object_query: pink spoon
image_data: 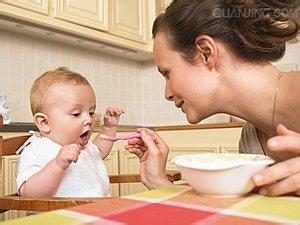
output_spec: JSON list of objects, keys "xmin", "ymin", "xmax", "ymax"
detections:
[{"xmin": 99, "ymin": 133, "xmax": 156, "ymax": 142}]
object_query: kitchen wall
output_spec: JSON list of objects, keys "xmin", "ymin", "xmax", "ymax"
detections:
[
  {"xmin": 272, "ymin": 39, "xmax": 300, "ymax": 71},
  {"xmin": 0, "ymin": 28, "xmax": 143, "ymax": 125},
  {"xmin": 0, "ymin": 28, "xmax": 299, "ymax": 126}
]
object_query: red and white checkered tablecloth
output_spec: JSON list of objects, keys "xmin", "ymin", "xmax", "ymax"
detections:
[{"xmin": 2, "ymin": 185, "xmax": 300, "ymax": 225}]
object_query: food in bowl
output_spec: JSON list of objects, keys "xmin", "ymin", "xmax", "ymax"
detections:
[{"xmin": 171, "ymin": 153, "xmax": 275, "ymax": 197}]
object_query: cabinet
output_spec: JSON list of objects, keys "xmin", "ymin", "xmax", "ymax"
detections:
[
  {"xmin": 1, "ymin": 0, "xmax": 49, "ymax": 15},
  {"xmin": 109, "ymin": 0, "xmax": 147, "ymax": 44},
  {"xmin": 1, "ymin": 156, "xmax": 26, "ymax": 220},
  {"xmin": 53, "ymin": 0, "xmax": 108, "ymax": 31},
  {"xmin": 156, "ymin": 0, "xmax": 171, "ymax": 14},
  {"xmin": 0, "ymin": 0, "xmax": 155, "ymax": 53}
]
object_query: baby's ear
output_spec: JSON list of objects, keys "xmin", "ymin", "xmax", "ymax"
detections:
[{"xmin": 33, "ymin": 113, "xmax": 51, "ymax": 133}]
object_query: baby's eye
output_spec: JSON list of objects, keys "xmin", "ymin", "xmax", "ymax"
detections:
[
  {"xmin": 72, "ymin": 113, "xmax": 80, "ymax": 117},
  {"xmin": 89, "ymin": 112, "xmax": 95, "ymax": 116}
]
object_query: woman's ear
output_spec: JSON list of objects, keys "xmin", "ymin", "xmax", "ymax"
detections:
[
  {"xmin": 194, "ymin": 35, "xmax": 217, "ymax": 70},
  {"xmin": 33, "ymin": 113, "xmax": 51, "ymax": 133}
]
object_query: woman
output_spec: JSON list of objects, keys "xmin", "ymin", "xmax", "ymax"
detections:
[{"xmin": 126, "ymin": 0, "xmax": 300, "ymax": 196}]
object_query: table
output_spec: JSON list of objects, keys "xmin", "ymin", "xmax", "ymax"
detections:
[{"xmin": 2, "ymin": 185, "xmax": 300, "ymax": 225}]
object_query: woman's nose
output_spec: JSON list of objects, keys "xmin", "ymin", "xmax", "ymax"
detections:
[{"xmin": 165, "ymin": 84, "xmax": 174, "ymax": 101}]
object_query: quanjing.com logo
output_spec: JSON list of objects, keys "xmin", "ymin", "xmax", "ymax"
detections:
[{"xmin": 212, "ymin": 7, "xmax": 300, "ymax": 19}]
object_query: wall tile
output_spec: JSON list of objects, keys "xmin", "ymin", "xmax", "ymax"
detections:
[
  {"xmin": 9, "ymin": 45, "xmax": 22, "ymax": 62},
  {"xmin": 0, "ymin": 43, "xmax": 9, "ymax": 60},
  {"xmin": 9, "ymin": 60, "xmax": 22, "ymax": 78}
]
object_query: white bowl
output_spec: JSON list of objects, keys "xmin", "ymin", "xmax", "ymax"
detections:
[{"xmin": 171, "ymin": 153, "xmax": 275, "ymax": 197}]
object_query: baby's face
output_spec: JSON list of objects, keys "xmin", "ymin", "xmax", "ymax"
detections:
[{"xmin": 44, "ymin": 83, "xmax": 96, "ymax": 147}]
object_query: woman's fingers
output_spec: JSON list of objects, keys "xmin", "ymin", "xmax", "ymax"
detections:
[
  {"xmin": 141, "ymin": 128, "xmax": 169, "ymax": 150},
  {"xmin": 129, "ymin": 144, "xmax": 147, "ymax": 152},
  {"xmin": 259, "ymin": 173, "xmax": 300, "ymax": 196},
  {"xmin": 140, "ymin": 129, "xmax": 157, "ymax": 149},
  {"xmin": 127, "ymin": 138, "xmax": 145, "ymax": 145},
  {"xmin": 267, "ymin": 124, "xmax": 300, "ymax": 153},
  {"xmin": 276, "ymin": 124, "xmax": 298, "ymax": 136},
  {"xmin": 135, "ymin": 144, "xmax": 147, "ymax": 152},
  {"xmin": 268, "ymin": 135, "xmax": 300, "ymax": 153},
  {"xmin": 127, "ymin": 147, "xmax": 144, "ymax": 158},
  {"xmin": 126, "ymin": 128, "xmax": 170, "ymax": 189},
  {"xmin": 127, "ymin": 147, "xmax": 149, "ymax": 163},
  {"xmin": 125, "ymin": 143, "xmax": 147, "ymax": 151},
  {"xmin": 253, "ymin": 157, "xmax": 300, "ymax": 186},
  {"xmin": 255, "ymin": 124, "xmax": 300, "ymax": 196}
]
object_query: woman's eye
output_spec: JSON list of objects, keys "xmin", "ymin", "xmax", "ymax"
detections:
[{"xmin": 163, "ymin": 71, "xmax": 170, "ymax": 79}]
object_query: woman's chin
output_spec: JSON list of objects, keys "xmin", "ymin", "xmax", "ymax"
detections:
[{"xmin": 186, "ymin": 114, "xmax": 200, "ymax": 124}]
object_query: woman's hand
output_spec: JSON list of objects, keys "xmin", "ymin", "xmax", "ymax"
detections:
[
  {"xmin": 125, "ymin": 128, "xmax": 172, "ymax": 189},
  {"xmin": 252, "ymin": 124, "xmax": 300, "ymax": 196}
]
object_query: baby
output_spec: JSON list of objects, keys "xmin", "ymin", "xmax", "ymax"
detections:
[{"xmin": 16, "ymin": 67, "xmax": 124, "ymax": 198}]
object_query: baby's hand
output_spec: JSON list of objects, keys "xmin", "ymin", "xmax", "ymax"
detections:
[
  {"xmin": 55, "ymin": 144, "xmax": 83, "ymax": 171},
  {"xmin": 103, "ymin": 107, "xmax": 125, "ymax": 128}
]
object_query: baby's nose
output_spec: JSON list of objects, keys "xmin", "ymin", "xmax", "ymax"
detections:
[{"xmin": 83, "ymin": 115, "xmax": 93, "ymax": 125}]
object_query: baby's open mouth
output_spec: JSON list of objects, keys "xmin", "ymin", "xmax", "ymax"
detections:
[
  {"xmin": 80, "ymin": 130, "xmax": 90, "ymax": 146},
  {"xmin": 80, "ymin": 131, "xmax": 89, "ymax": 138}
]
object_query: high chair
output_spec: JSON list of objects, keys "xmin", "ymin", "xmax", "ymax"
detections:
[{"xmin": 0, "ymin": 115, "xmax": 181, "ymax": 213}]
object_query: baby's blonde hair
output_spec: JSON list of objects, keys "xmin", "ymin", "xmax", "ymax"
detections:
[{"xmin": 30, "ymin": 67, "xmax": 90, "ymax": 115}]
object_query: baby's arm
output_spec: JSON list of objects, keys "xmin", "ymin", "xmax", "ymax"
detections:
[
  {"xmin": 20, "ymin": 159, "xmax": 65, "ymax": 197},
  {"xmin": 93, "ymin": 107, "xmax": 124, "ymax": 159},
  {"xmin": 20, "ymin": 144, "xmax": 82, "ymax": 197},
  {"xmin": 94, "ymin": 126, "xmax": 117, "ymax": 159}
]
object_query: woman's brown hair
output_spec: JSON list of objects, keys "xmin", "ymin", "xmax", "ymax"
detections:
[{"xmin": 152, "ymin": 0, "xmax": 299, "ymax": 63}]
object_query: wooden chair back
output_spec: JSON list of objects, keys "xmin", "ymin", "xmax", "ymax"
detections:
[
  {"xmin": 2, "ymin": 135, "xmax": 30, "ymax": 156},
  {"xmin": 0, "ymin": 115, "xmax": 181, "ymax": 213}
]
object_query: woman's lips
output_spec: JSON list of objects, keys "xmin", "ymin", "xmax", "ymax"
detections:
[
  {"xmin": 181, "ymin": 105, "xmax": 185, "ymax": 113},
  {"xmin": 175, "ymin": 101, "xmax": 184, "ymax": 108}
]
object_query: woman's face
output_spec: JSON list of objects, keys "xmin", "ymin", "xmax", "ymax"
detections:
[{"xmin": 153, "ymin": 33, "xmax": 219, "ymax": 124}]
